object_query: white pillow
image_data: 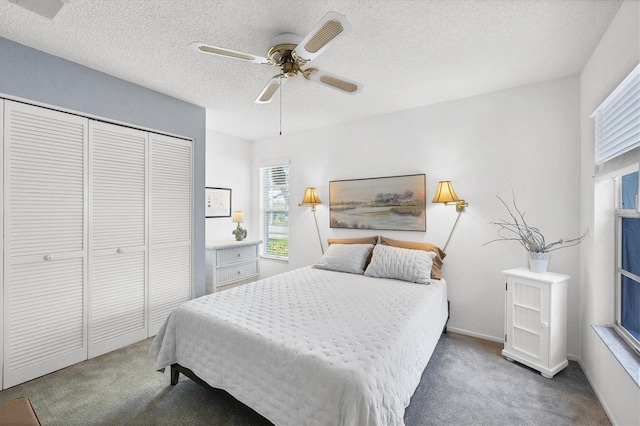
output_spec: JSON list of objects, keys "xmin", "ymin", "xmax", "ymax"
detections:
[
  {"xmin": 313, "ymin": 243, "xmax": 374, "ymax": 275},
  {"xmin": 364, "ymin": 244, "xmax": 436, "ymax": 284}
]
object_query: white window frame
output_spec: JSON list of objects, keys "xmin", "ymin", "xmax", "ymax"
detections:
[
  {"xmin": 593, "ymin": 61, "xmax": 640, "ymax": 355},
  {"xmin": 259, "ymin": 163, "xmax": 290, "ymax": 262},
  {"xmin": 614, "ymin": 170, "xmax": 640, "ymax": 354}
]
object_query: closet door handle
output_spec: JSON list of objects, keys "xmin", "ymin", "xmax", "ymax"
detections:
[
  {"xmin": 117, "ymin": 248, "xmax": 124, "ymax": 254},
  {"xmin": 44, "ymin": 254, "xmax": 53, "ymax": 261}
]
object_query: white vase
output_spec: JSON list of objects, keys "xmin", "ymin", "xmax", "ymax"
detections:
[{"xmin": 528, "ymin": 252, "xmax": 550, "ymax": 274}]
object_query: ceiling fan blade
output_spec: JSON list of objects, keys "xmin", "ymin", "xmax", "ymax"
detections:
[
  {"xmin": 255, "ymin": 75, "xmax": 286, "ymax": 104},
  {"xmin": 188, "ymin": 42, "xmax": 271, "ymax": 65},
  {"xmin": 306, "ymin": 69, "xmax": 362, "ymax": 95},
  {"xmin": 293, "ymin": 11, "xmax": 352, "ymax": 62}
]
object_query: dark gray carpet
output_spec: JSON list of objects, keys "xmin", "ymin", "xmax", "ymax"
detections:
[{"xmin": 0, "ymin": 332, "xmax": 609, "ymax": 425}]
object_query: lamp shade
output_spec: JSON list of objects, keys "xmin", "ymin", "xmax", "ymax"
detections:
[
  {"xmin": 432, "ymin": 181, "xmax": 460, "ymax": 203},
  {"xmin": 299, "ymin": 187, "xmax": 324, "ymax": 254},
  {"xmin": 300, "ymin": 187, "xmax": 322, "ymax": 207},
  {"xmin": 232, "ymin": 211, "xmax": 245, "ymax": 223}
]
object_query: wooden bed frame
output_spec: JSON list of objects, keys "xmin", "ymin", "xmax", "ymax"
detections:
[{"xmin": 171, "ymin": 363, "xmax": 210, "ymax": 387}]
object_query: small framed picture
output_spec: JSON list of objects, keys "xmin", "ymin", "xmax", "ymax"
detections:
[{"xmin": 205, "ymin": 187, "xmax": 232, "ymax": 218}]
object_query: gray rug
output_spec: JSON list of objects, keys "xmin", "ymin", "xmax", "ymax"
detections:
[{"xmin": 0, "ymin": 332, "xmax": 609, "ymax": 425}]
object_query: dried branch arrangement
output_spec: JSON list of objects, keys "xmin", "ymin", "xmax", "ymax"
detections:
[{"xmin": 485, "ymin": 193, "xmax": 588, "ymax": 253}]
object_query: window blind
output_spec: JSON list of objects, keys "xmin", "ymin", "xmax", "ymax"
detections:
[
  {"xmin": 260, "ymin": 165, "xmax": 290, "ymax": 259},
  {"xmin": 593, "ymin": 63, "xmax": 640, "ymax": 165}
]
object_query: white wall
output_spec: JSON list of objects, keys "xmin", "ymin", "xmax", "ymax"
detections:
[
  {"xmin": 205, "ymin": 123, "xmax": 253, "ymax": 243},
  {"xmin": 252, "ymin": 75, "xmax": 583, "ymax": 350},
  {"xmin": 579, "ymin": 1, "xmax": 640, "ymax": 424}
]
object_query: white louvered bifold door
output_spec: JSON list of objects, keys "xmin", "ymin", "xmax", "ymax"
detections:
[
  {"xmin": 148, "ymin": 134, "xmax": 192, "ymax": 336},
  {"xmin": 0, "ymin": 100, "xmax": 4, "ymax": 389},
  {"xmin": 88, "ymin": 121, "xmax": 148, "ymax": 358},
  {"xmin": 3, "ymin": 100, "xmax": 88, "ymax": 388}
]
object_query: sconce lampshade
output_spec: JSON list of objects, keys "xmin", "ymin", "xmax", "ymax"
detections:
[
  {"xmin": 232, "ymin": 211, "xmax": 245, "ymax": 223},
  {"xmin": 432, "ymin": 181, "xmax": 460, "ymax": 204},
  {"xmin": 299, "ymin": 187, "xmax": 324, "ymax": 254},
  {"xmin": 299, "ymin": 187, "xmax": 322, "ymax": 211},
  {"xmin": 433, "ymin": 180, "xmax": 468, "ymax": 213}
]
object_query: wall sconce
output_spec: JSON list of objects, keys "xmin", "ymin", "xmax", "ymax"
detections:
[
  {"xmin": 299, "ymin": 187, "xmax": 324, "ymax": 254},
  {"xmin": 231, "ymin": 211, "xmax": 247, "ymax": 241},
  {"xmin": 432, "ymin": 181, "xmax": 469, "ymax": 212},
  {"xmin": 432, "ymin": 181, "xmax": 468, "ymax": 251}
]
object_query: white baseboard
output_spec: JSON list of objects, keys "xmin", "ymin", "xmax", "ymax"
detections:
[
  {"xmin": 447, "ymin": 327, "xmax": 503, "ymax": 343},
  {"xmin": 446, "ymin": 328, "xmax": 615, "ymax": 424},
  {"xmin": 446, "ymin": 328, "xmax": 583, "ymax": 362},
  {"xmin": 567, "ymin": 353, "xmax": 580, "ymax": 362},
  {"xmin": 576, "ymin": 358, "xmax": 616, "ymax": 426}
]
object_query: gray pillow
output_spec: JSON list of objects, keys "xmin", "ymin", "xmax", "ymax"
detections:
[
  {"xmin": 313, "ymin": 243, "xmax": 374, "ymax": 275},
  {"xmin": 364, "ymin": 244, "xmax": 436, "ymax": 284}
]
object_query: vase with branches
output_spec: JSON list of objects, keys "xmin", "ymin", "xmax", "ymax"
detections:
[{"xmin": 485, "ymin": 193, "xmax": 588, "ymax": 273}]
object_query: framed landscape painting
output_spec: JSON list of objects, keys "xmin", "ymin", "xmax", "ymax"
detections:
[{"xmin": 329, "ymin": 174, "xmax": 426, "ymax": 231}]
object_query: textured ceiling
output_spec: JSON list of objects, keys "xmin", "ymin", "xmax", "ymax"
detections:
[{"xmin": 0, "ymin": 0, "xmax": 622, "ymax": 141}]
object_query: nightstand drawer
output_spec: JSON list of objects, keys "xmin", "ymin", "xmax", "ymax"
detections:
[
  {"xmin": 206, "ymin": 240, "xmax": 262, "ymax": 294},
  {"xmin": 216, "ymin": 245, "xmax": 257, "ymax": 266},
  {"xmin": 217, "ymin": 261, "xmax": 259, "ymax": 285}
]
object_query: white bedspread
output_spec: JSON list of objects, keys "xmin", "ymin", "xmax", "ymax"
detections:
[{"xmin": 150, "ymin": 267, "xmax": 448, "ymax": 426}]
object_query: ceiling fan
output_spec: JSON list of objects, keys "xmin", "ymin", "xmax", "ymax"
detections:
[{"xmin": 188, "ymin": 11, "xmax": 363, "ymax": 104}]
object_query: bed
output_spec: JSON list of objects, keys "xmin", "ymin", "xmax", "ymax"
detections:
[{"xmin": 151, "ymin": 242, "xmax": 448, "ymax": 426}]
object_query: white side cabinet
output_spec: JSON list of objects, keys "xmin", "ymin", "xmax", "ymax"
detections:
[
  {"xmin": 206, "ymin": 240, "xmax": 262, "ymax": 293},
  {"xmin": 503, "ymin": 267, "xmax": 569, "ymax": 378}
]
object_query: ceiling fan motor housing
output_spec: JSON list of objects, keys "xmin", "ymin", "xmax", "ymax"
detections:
[{"xmin": 267, "ymin": 33, "xmax": 306, "ymax": 76}]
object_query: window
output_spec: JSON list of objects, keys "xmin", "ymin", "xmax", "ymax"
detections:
[
  {"xmin": 594, "ymin": 62, "xmax": 640, "ymax": 353},
  {"xmin": 616, "ymin": 171, "xmax": 640, "ymax": 352},
  {"xmin": 259, "ymin": 165, "xmax": 290, "ymax": 260}
]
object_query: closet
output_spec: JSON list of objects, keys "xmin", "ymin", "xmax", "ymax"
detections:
[
  {"xmin": 148, "ymin": 133, "xmax": 193, "ymax": 336},
  {"xmin": 1, "ymin": 99, "xmax": 193, "ymax": 389},
  {"xmin": 88, "ymin": 121, "xmax": 148, "ymax": 358}
]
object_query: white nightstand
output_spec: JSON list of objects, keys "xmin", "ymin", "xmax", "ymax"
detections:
[
  {"xmin": 503, "ymin": 267, "xmax": 569, "ymax": 378},
  {"xmin": 206, "ymin": 240, "xmax": 262, "ymax": 293}
]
